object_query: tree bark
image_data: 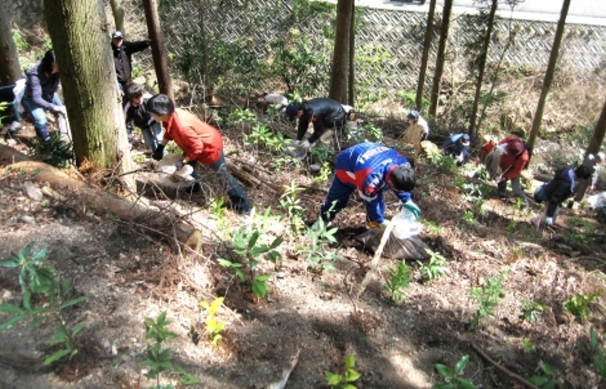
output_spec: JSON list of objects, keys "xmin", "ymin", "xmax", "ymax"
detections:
[
  {"xmin": 469, "ymin": 0, "xmax": 498, "ymax": 138},
  {"xmin": 575, "ymin": 97, "xmax": 606, "ymax": 201},
  {"xmin": 329, "ymin": 0, "xmax": 354, "ymax": 103},
  {"xmin": 429, "ymin": 0, "xmax": 453, "ymax": 117},
  {"xmin": 415, "ymin": 0, "xmax": 436, "ymax": 111},
  {"xmin": 347, "ymin": 0, "xmax": 355, "ymax": 106},
  {"xmin": 43, "ymin": 0, "xmax": 135, "ymax": 190},
  {"xmin": 142, "ymin": 0, "xmax": 173, "ymax": 99},
  {"xmin": 0, "ymin": 8, "xmax": 22, "ymax": 86},
  {"xmin": 109, "ymin": 0, "xmax": 125, "ymax": 35},
  {"xmin": 527, "ymin": 0, "xmax": 571, "ymax": 151}
]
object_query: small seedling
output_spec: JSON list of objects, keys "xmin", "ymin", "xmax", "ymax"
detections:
[
  {"xmin": 280, "ymin": 181, "xmax": 306, "ymax": 236},
  {"xmin": 528, "ymin": 361, "xmax": 562, "ymax": 389},
  {"xmin": 325, "ymin": 354, "xmax": 362, "ymax": 389},
  {"xmin": 311, "ymin": 161, "xmax": 332, "ymax": 184},
  {"xmin": 563, "ymin": 290, "xmax": 601, "ymax": 323},
  {"xmin": 0, "ymin": 242, "xmax": 90, "ymax": 365},
  {"xmin": 199, "ymin": 297, "xmax": 227, "ymax": 346},
  {"xmin": 469, "ymin": 270, "xmax": 507, "ymax": 329},
  {"xmin": 521, "ymin": 339, "xmax": 535, "ymax": 353},
  {"xmin": 433, "ymin": 354, "xmax": 476, "ymax": 389},
  {"xmin": 519, "ymin": 299, "xmax": 548, "ymax": 323},
  {"xmin": 382, "ymin": 260, "xmax": 412, "ymax": 304},
  {"xmin": 462, "ymin": 210, "xmax": 476, "ymax": 225},
  {"xmin": 423, "ymin": 220, "xmax": 443, "ymax": 234},
  {"xmin": 417, "ymin": 249, "xmax": 449, "ymax": 282}
]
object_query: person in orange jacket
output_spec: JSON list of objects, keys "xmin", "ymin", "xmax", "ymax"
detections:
[
  {"xmin": 484, "ymin": 136, "xmax": 530, "ymax": 205},
  {"xmin": 147, "ymin": 94, "xmax": 250, "ymax": 215}
]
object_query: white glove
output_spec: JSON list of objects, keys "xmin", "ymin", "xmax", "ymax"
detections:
[
  {"xmin": 53, "ymin": 105, "xmax": 67, "ymax": 116},
  {"xmin": 545, "ymin": 217, "xmax": 554, "ymax": 226},
  {"xmin": 301, "ymin": 139, "xmax": 311, "ymax": 149}
]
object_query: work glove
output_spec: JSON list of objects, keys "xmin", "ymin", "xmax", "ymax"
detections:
[
  {"xmin": 545, "ymin": 217, "xmax": 554, "ymax": 226},
  {"xmin": 300, "ymin": 139, "xmax": 311, "ymax": 150},
  {"xmin": 152, "ymin": 144, "xmax": 165, "ymax": 161},
  {"xmin": 403, "ymin": 201, "xmax": 421, "ymax": 220},
  {"xmin": 175, "ymin": 160, "xmax": 185, "ymax": 170},
  {"xmin": 52, "ymin": 105, "xmax": 67, "ymax": 116},
  {"xmin": 366, "ymin": 220, "xmax": 389, "ymax": 229}
]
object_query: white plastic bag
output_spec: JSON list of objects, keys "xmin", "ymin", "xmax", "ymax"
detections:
[{"xmin": 392, "ymin": 208, "xmax": 423, "ymax": 240}]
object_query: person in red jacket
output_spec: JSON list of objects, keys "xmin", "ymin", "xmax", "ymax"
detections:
[
  {"xmin": 484, "ymin": 136, "xmax": 530, "ymax": 205},
  {"xmin": 147, "ymin": 94, "xmax": 250, "ymax": 215}
]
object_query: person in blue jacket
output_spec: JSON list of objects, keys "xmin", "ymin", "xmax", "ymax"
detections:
[
  {"xmin": 442, "ymin": 133, "xmax": 471, "ymax": 166},
  {"xmin": 317, "ymin": 142, "xmax": 420, "ymax": 228}
]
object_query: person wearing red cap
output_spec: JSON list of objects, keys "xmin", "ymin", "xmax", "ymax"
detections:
[{"xmin": 484, "ymin": 136, "xmax": 530, "ymax": 205}]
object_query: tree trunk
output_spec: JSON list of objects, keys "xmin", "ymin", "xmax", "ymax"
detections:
[
  {"xmin": 347, "ymin": 0, "xmax": 355, "ymax": 106},
  {"xmin": 329, "ymin": 0, "xmax": 354, "ymax": 103},
  {"xmin": 527, "ymin": 0, "xmax": 571, "ymax": 151},
  {"xmin": 469, "ymin": 0, "xmax": 498, "ymax": 138},
  {"xmin": 0, "ymin": 8, "xmax": 22, "ymax": 86},
  {"xmin": 43, "ymin": 0, "xmax": 134, "ymax": 189},
  {"xmin": 109, "ymin": 0, "xmax": 125, "ymax": 35},
  {"xmin": 415, "ymin": 0, "xmax": 436, "ymax": 111},
  {"xmin": 429, "ymin": 0, "xmax": 453, "ymax": 117},
  {"xmin": 142, "ymin": 0, "xmax": 173, "ymax": 99}
]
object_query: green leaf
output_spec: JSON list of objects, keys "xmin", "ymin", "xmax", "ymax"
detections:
[
  {"xmin": 71, "ymin": 321, "xmax": 87, "ymax": 337},
  {"xmin": 529, "ymin": 376, "xmax": 548, "ymax": 385},
  {"xmin": 432, "ymin": 383, "xmax": 454, "ymax": 389},
  {"xmin": 325, "ymin": 371, "xmax": 342, "ymax": 385},
  {"xmin": 0, "ymin": 258, "xmax": 20, "ymax": 268},
  {"xmin": 27, "ymin": 316, "xmax": 47, "ymax": 330},
  {"xmin": 45, "ymin": 325, "xmax": 69, "ymax": 345},
  {"xmin": 0, "ymin": 314, "xmax": 26, "ymax": 330},
  {"xmin": 459, "ymin": 378, "xmax": 476, "ymax": 389},
  {"xmin": 434, "ymin": 364, "xmax": 453, "ymax": 378},
  {"xmin": 345, "ymin": 354, "xmax": 355, "ymax": 368},
  {"xmin": 59, "ymin": 294, "xmax": 90, "ymax": 310},
  {"xmin": 269, "ymin": 235, "xmax": 284, "ymax": 249},
  {"xmin": 44, "ymin": 348, "xmax": 71, "ymax": 365},
  {"xmin": 267, "ymin": 251, "xmax": 282, "ymax": 264},
  {"xmin": 22, "ymin": 290, "xmax": 32, "ymax": 311},
  {"xmin": 247, "ymin": 231, "xmax": 260, "ymax": 250},
  {"xmin": 30, "ymin": 247, "xmax": 47, "ymax": 264},
  {"xmin": 342, "ymin": 384, "xmax": 357, "ymax": 389},
  {"xmin": 345, "ymin": 368, "xmax": 361, "ymax": 382},
  {"xmin": 454, "ymin": 355, "xmax": 469, "ymax": 375},
  {"xmin": 539, "ymin": 361, "xmax": 556, "ymax": 376},
  {"xmin": 0, "ymin": 303, "xmax": 23, "ymax": 314}
]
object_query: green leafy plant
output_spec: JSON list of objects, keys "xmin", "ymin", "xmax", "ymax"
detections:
[
  {"xmin": 469, "ymin": 270, "xmax": 507, "ymax": 329},
  {"xmin": 312, "ymin": 161, "xmax": 332, "ymax": 184},
  {"xmin": 12, "ymin": 29, "xmax": 29, "ymax": 51},
  {"xmin": 199, "ymin": 297, "xmax": 226, "ymax": 346},
  {"xmin": 563, "ymin": 290, "xmax": 601, "ymax": 323},
  {"xmin": 280, "ymin": 181, "xmax": 306, "ymax": 236},
  {"xmin": 521, "ymin": 339, "xmax": 535, "ymax": 353},
  {"xmin": 423, "ymin": 220, "xmax": 443, "ymax": 234},
  {"xmin": 462, "ymin": 210, "xmax": 476, "ymax": 225},
  {"xmin": 28, "ymin": 133, "xmax": 74, "ymax": 168},
  {"xmin": 426, "ymin": 152, "xmax": 457, "ymax": 173},
  {"xmin": 519, "ymin": 299, "xmax": 548, "ymax": 323},
  {"xmin": 383, "ymin": 260, "xmax": 412, "ymax": 304},
  {"xmin": 528, "ymin": 361, "xmax": 562, "ymax": 389},
  {"xmin": 303, "ymin": 217, "xmax": 341, "ymax": 270},
  {"xmin": 433, "ymin": 354, "xmax": 476, "ymax": 389},
  {"xmin": 142, "ymin": 311, "xmax": 199, "ymax": 388},
  {"xmin": 325, "ymin": 354, "xmax": 362, "ymax": 389},
  {"xmin": 217, "ymin": 259, "xmax": 245, "ymax": 281},
  {"xmin": 0, "ymin": 242, "xmax": 90, "ymax": 365},
  {"xmin": 417, "ymin": 249, "xmax": 449, "ymax": 282}
]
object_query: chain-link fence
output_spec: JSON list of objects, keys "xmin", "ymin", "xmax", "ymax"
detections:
[{"xmin": 8, "ymin": 0, "xmax": 606, "ymax": 101}]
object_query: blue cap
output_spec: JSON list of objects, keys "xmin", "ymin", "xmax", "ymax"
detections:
[
  {"xmin": 407, "ymin": 110, "xmax": 420, "ymax": 120},
  {"xmin": 285, "ymin": 104, "xmax": 302, "ymax": 121},
  {"xmin": 461, "ymin": 134, "xmax": 470, "ymax": 146}
]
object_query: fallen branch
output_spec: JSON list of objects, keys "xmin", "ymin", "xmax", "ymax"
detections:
[{"xmin": 471, "ymin": 343, "xmax": 539, "ymax": 389}]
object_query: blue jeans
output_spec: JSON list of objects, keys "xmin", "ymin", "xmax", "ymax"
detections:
[
  {"xmin": 21, "ymin": 93, "xmax": 63, "ymax": 140},
  {"xmin": 201, "ymin": 150, "xmax": 250, "ymax": 213},
  {"xmin": 141, "ymin": 122, "xmax": 163, "ymax": 152},
  {"xmin": 320, "ymin": 175, "xmax": 385, "ymax": 223}
]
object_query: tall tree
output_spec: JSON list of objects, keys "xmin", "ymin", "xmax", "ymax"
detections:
[
  {"xmin": 429, "ymin": 0, "xmax": 453, "ymax": 117},
  {"xmin": 44, "ymin": 0, "xmax": 134, "ymax": 180},
  {"xmin": 329, "ymin": 0, "xmax": 354, "ymax": 103},
  {"xmin": 347, "ymin": 0, "xmax": 355, "ymax": 106},
  {"xmin": 586, "ymin": 98, "xmax": 606, "ymax": 157},
  {"xmin": 527, "ymin": 0, "xmax": 570, "ymax": 151},
  {"xmin": 143, "ymin": 0, "xmax": 173, "ymax": 99},
  {"xmin": 468, "ymin": 0, "xmax": 498, "ymax": 138},
  {"xmin": 0, "ymin": 8, "xmax": 22, "ymax": 86},
  {"xmin": 110, "ymin": 0, "xmax": 125, "ymax": 34},
  {"xmin": 415, "ymin": 0, "xmax": 437, "ymax": 111}
]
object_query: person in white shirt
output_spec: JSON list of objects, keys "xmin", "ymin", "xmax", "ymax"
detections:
[{"xmin": 405, "ymin": 110, "xmax": 429, "ymax": 140}]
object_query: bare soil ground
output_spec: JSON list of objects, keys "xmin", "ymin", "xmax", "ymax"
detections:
[{"xmin": 0, "ymin": 120, "xmax": 605, "ymax": 389}]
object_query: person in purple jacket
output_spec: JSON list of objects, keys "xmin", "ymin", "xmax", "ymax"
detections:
[
  {"xmin": 21, "ymin": 49, "xmax": 66, "ymax": 142},
  {"xmin": 317, "ymin": 142, "xmax": 421, "ymax": 229}
]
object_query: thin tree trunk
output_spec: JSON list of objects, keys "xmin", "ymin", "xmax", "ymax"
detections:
[
  {"xmin": 469, "ymin": 0, "xmax": 498, "ymax": 138},
  {"xmin": 143, "ymin": 0, "xmax": 173, "ymax": 99},
  {"xmin": 527, "ymin": 0, "xmax": 571, "ymax": 151},
  {"xmin": 347, "ymin": 0, "xmax": 355, "ymax": 106},
  {"xmin": 44, "ymin": 0, "xmax": 134, "ymax": 190},
  {"xmin": 198, "ymin": 0, "xmax": 209, "ymax": 92},
  {"xmin": 429, "ymin": 0, "xmax": 453, "ymax": 117},
  {"xmin": 109, "ymin": 0, "xmax": 125, "ymax": 35},
  {"xmin": 0, "ymin": 8, "xmax": 22, "ymax": 86},
  {"xmin": 415, "ymin": 0, "xmax": 436, "ymax": 110},
  {"xmin": 329, "ymin": 0, "xmax": 354, "ymax": 103},
  {"xmin": 586, "ymin": 98, "xmax": 606, "ymax": 157}
]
